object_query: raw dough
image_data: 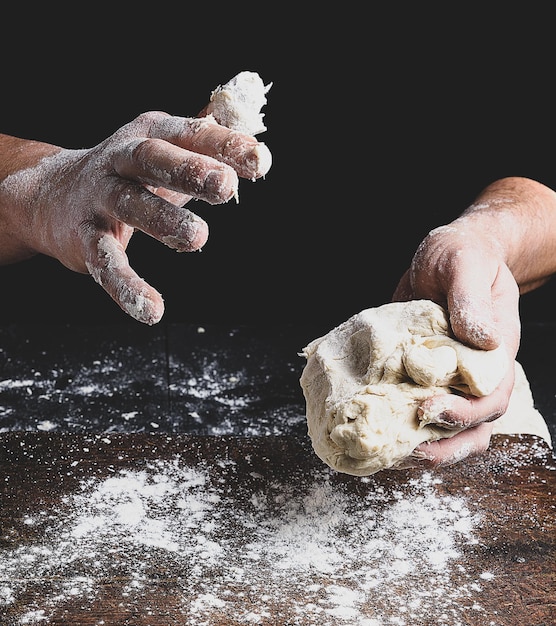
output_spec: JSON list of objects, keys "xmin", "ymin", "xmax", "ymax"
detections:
[
  {"xmin": 205, "ymin": 71, "xmax": 271, "ymax": 136},
  {"xmin": 300, "ymin": 300, "xmax": 551, "ymax": 476}
]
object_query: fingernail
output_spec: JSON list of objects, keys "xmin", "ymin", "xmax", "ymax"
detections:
[
  {"xmin": 124, "ymin": 294, "xmax": 164, "ymax": 326},
  {"xmin": 161, "ymin": 214, "xmax": 209, "ymax": 253},
  {"xmin": 419, "ymin": 399, "xmax": 457, "ymax": 428},
  {"xmin": 409, "ymin": 449, "xmax": 434, "ymax": 461},
  {"xmin": 246, "ymin": 143, "xmax": 272, "ymax": 180},
  {"xmin": 204, "ymin": 168, "xmax": 238, "ymax": 205},
  {"xmin": 119, "ymin": 284, "xmax": 164, "ymax": 326},
  {"xmin": 429, "ymin": 412, "xmax": 458, "ymax": 427}
]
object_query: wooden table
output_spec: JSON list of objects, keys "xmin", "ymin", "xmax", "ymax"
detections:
[
  {"xmin": 0, "ymin": 432, "xmax": 554, "ymax": 626},
  {"xmin": 1, "ymin": 322, "xmax": 555, "ymax": 625}
]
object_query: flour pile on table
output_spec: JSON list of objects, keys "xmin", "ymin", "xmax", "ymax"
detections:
[{"xmin": 0, "ymin": 456, "xmax": 500, "ymax": 625}]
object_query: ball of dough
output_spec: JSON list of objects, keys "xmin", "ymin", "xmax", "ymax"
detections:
[{"xmin": 299, "ymin": 300, "xmax": 551, "ymax": 476}]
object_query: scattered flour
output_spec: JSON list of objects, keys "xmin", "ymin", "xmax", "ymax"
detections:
[
  {"xmin": 0, "ymin": 332, "xmax": 305, "ymax": 436},
  {"xmin": 0, "ymin": 459, "xmax": 497, "ymax": 625}
]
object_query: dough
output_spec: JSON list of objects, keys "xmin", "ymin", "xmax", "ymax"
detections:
[
  {"xmin": 205, "ymin": 71, "xmax": 271, "ymax": 136},
  {"xmin": 300, "ymin": 300, "xmax": 551, "ymax": 476}
]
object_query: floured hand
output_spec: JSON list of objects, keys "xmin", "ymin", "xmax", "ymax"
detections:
[
  {"xmin": 300, "ymin": 300, "xmax": 550, "ymax": 476},
  {"xmin": 392, "ymin": 224, "xmax": 521, "ymax": 467},
  {"xmin": 391, "ymin": 176, "xmax": 556, "ymax": 466},
  {"xmin": 0, "ymin": 77, "xmax": 271, "ymax": 324}
]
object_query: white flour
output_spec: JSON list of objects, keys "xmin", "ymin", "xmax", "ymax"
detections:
[
  {"xmin": 0, "ymin": 327, "xmax": 306, "ymax": 436},
  {"xmin": 0, "ymin": 456, "xmax": 500, "ymax": 626}
]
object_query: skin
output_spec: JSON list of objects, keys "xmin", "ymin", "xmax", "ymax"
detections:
[
  {"xmin": 0, "ymin": 111, "xmax": 271, "ymax": 325},
  {"xmin": 393, "ymin": 176, "xmax": 556, "ymax": 467}
]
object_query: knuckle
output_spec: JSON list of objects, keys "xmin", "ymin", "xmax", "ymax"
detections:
[{"xmin": 132, "ymin": 110, "xmax": 170, "ymax": 132}]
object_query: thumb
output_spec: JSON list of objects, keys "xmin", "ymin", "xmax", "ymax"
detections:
[
  {"xmin": 86, "ymin": 234, "xmax": 165, "ymax": 325},
  {"xmin": 447, "ymin": 289, "xmax": 501, "ymax": 351}
]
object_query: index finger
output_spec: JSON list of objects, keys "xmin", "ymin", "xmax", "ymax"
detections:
[
  {"xmin": 126, "ymin": 112, "xmax": 272, "ymax": 181},
  {"xmin": 112, "ymin": 138, "xmax": 241, "ymax": 206},
  {"xmin": 418, "ymin": 364, "xmax": 515, "ymax": 430}
]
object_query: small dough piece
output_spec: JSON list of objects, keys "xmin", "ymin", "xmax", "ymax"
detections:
[
  {"xmin": 205, "ymin": 71, "xmax": 271, "ymax": 136},
  {"xmin": 300, "ymin": 300, "xmax": 551, "ymax": 476}
]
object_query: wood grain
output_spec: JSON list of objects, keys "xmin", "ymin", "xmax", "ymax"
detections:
[{"xmin": 0, "ymin": 433, "xmax": 554, "ymax": 626}]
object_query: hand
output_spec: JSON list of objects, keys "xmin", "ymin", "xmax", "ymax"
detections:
[
  {"xmin": 0, "ymin": 112, "xmax": 271, "ymax": 324},
  {"xmin": 392, "ymin": 223, "xmax": 521, "ymax": 467}
]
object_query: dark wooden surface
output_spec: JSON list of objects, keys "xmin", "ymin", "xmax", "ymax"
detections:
[
  {"xmin": 0, "ymin": 322, "xmax": 555, "ymax": 625},
  {"xmin": 0, "ymin": 323, "xmax": 314, "ymax": 437},
  {"xmin": 0, "ymin": 432, "xmax": 555, "ymax": 626}
]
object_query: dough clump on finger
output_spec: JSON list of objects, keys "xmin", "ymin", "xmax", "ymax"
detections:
[
  {"xmin": 205, "ymin": 71, "xmax": 271, "ymax": 136},
  {"xmin": 299, "ymin": 300, "xmax": 551, "ymax": 476}
]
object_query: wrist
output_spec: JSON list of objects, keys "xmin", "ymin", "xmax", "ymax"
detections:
[
  {"xmin": 0, "ymin": 135, "xmax": 63, "ymax": 263},
  {"xmin": 462, "ymin": 177, "xmax": 556, "ymax": 288}
]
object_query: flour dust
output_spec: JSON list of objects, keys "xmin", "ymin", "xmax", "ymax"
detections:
[{"xmin": 0, "ymin": 458, "xmax": 500, "ymax": 626}]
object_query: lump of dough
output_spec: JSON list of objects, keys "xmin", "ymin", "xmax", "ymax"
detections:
[
  {"xmin": 205, "ymin": 71, "xmax": 271, "ymax": 136},
  {"xmin": 299, "ymin": 300, "xmax": 551, "ymax": 477}
]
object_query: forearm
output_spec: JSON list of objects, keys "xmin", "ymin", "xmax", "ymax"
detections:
[
  {"xmin": 458, "ymin": 176, "xmax": 556, "ymax": 293},
  {"xmin": 0, "ymin": 134, "xmax": 62, "ymax": 264}
]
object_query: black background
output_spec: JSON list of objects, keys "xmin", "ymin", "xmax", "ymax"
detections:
[{"xmin": 2, "ymin": 7, "xmax": 555, "ymax": 332}]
